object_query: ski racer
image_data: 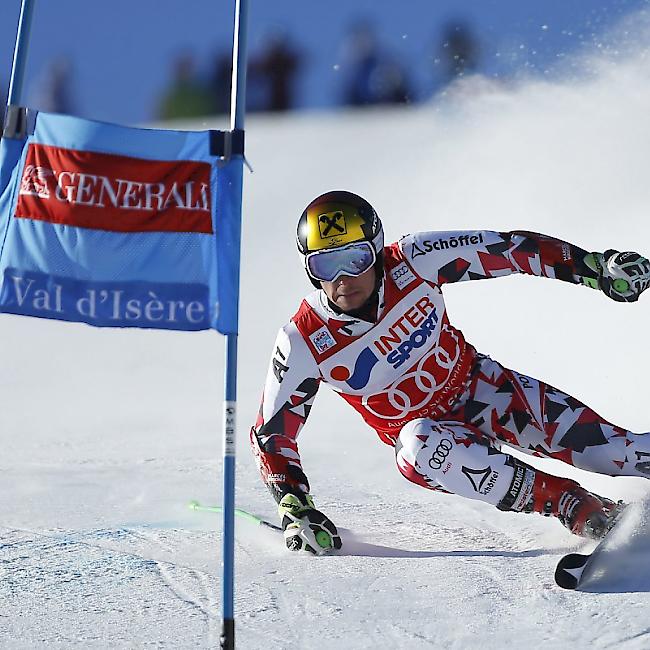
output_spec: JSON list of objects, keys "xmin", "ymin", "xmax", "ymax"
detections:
[{"xmin": 250, "ymin": 191, "xmax": 650, "ymax": 554}]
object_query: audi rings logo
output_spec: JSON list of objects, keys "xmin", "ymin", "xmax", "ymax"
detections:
[
  {"xmin": 362, "ymin": 325, "xmax": 461, "ymax": 420},
  {"xmin": 428, "ymin": 438, "xmax": 453, "ymax": 470}
]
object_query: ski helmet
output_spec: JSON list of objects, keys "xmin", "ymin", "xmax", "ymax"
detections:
[{"xmin": 296, "ymin": 190, "xmax": 384, "ymax": 288}]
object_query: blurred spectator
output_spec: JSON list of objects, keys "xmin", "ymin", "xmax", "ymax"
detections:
[
  {"xmin": 341, "ymin": 21, "xmax": 411, "ymax": 107},
  {"xmin": 34, "ymin": 58, "xmax": 75, "ymax": 114},
  {"xmin": 247, "ymin": 31, "xmax": 303, "ymax": 112},
  {"xmin": 158, "ymin": 54, "xmax": 212, "ymax": 120},
  {"xmin": 209, "ymin": 51, "xmax": 232, "ymax": 115},
  {"xmin": 439, "ymin": 20, "xmax": 480, "ymax": 82}
]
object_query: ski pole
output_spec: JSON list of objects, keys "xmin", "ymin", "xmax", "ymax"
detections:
[{"xmin": 188, "ymin": 500, "xmax": 282, "ymax": 531}]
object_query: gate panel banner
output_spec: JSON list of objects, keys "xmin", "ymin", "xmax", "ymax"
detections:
[{"xmin": 0, "ymin": 112, "xmax": 240, "ymax": 333}]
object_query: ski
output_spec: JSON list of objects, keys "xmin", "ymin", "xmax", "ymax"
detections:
[
  {"xmin": 554, "ymin": 501, "xmax": 628, "ymax": 590},
  {"xmin": 554, "ymin": 552, "xmax": 593, "ymax": 589}
]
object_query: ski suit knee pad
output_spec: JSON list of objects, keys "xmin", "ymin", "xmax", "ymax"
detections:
[{"xmin": 396, "ymin": 418, "xmax": 531, "ymax": 508}]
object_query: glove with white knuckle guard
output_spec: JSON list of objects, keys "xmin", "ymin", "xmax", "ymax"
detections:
[
  {"xmin": 588, "ymin": 249, "xmax": 650, "ymax": 302},
  {"xmin": 278, "ymin": 493, "xmax": 342, "ymax": 555}
]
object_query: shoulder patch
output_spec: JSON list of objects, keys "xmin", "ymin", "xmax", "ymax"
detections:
[
  {"xmin": 390, "ymin": 262, "xmax": 417, "ymax": 289},
  {"xmin": 309, "ymin": 325, "xmax": 337, "ymax": 353}
]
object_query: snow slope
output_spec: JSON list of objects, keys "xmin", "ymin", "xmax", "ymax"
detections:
[{"xmin": 1, "ymin": 15, "xmax": 650, "ymax": 650}]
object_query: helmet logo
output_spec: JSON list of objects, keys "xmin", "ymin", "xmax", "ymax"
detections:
[
  {"xmin": 304, "ymin": 202, "xmax": 366, "ymax": 251},
  {"xmin": 318, "ymin": 211, "xmax": 347, "ymax": 238}
]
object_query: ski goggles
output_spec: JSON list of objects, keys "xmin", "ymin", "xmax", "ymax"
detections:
[{"xmin": 306, "ymin": 241, "xmax": 376, "ymax": 282}]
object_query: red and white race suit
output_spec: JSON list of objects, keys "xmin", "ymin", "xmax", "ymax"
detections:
[{"xmin": 251, "ymin": 230, "xmax": 650, "ymax": 510}]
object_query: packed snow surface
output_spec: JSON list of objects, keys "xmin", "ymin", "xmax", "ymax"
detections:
[{"xmin": 2, "ymin": 15, "xmax": 650, "ymax": 649}]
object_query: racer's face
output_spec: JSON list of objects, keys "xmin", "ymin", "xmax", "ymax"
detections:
[{"xmin": 321, "ymin": 267, "xmax": 376, "ymax": 312}]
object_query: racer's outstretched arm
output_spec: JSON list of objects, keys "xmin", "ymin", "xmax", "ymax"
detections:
[
  {"xmin": 250, "ymin": 325, "xmax": 343, "ymax": 554},
  {"xmin": 401, "ymin": 229, "xmax": 650, "ymax": 300},
  {"xmin": 249, "ymin": 323, "xmax": 321, "ymax": 504}
]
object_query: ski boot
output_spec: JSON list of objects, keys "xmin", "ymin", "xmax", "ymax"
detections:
[{"xmin": 530, "ymin": 472, "xmax": 625, "ymax": 539}]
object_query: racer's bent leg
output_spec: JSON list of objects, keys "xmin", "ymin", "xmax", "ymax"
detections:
[
  {"xmin": 449, "ymin": 354, "xmax": 650, "ymax": 479},
  {"xmin": 395, "ymin": 418, "xmax": 524, "ymax": 508},
  {"xmin": 396, "ymin": 418, "xmax": 622, "ymax": 538}
]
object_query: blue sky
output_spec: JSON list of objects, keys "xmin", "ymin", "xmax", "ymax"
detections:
[{"xmin": 0, "ymin": 0, "xmax": 647, "ymax": 125}]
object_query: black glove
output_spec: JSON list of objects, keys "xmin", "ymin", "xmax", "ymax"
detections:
[
  {"xmin": 277, "ymin": 493, "xmax": 342, "ymax": 555},
  {"xmin": 588, "ymin": 250, "xmax": 650, "ymax": 302}
]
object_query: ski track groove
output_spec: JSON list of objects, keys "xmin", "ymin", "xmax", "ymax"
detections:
[
  {"xmin": 234, "ymin": 530, "xmax": 295, "ymax": 648},
  {"xmin": 604, "ymin": 628, "xmax": 650, "ymax": 649},
  {"xmin": 153, "ymin": 561, "xmax": 216, "ymax": 625},
  {"xmin": 387, "ymin": 622, "xmax": 438, "ymax": 649},
  {"xmin": 84, "ymin": 527, "xmax": 223, "ymax": 645},
  {"xmin": 114, "ymin": 525, "xmax": 221, "ymax": 643},
  {"xmin": 0, "ymin": 524, "xmax": 228, "ymax": 646},
  {"xmin": 0, "ymin": 525, "xmax": 203, "ymax": 575}
]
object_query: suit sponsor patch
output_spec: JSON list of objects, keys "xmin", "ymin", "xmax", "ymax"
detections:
[
  {"xmin": 310, "ymin": 325, "xmax": 336, "ymax": 353},
  {"xmin": 390, "ymin": 262, "xmax": 417, "ymax": 289}
]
